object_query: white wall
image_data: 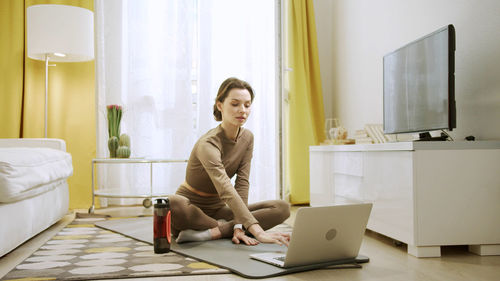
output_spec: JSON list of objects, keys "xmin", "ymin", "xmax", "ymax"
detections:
[
  {"xmin": 314, "ymin": 0, "xmax": 500, "ymax": 140},
  {"xmin": 313, "ymin": 0, "xmax": 335, "ymax": 120}
]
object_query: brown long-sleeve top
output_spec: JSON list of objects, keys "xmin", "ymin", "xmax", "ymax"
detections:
[{"xmin": 184, "ymin": 125, "xmax": 258, "ymax": 229}]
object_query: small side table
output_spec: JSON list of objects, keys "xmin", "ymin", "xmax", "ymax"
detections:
[{"xmin": 89, "ymin": 158, "xmax": 187, "ymax": 213}]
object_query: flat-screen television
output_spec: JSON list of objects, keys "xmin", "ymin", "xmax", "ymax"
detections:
[{"xmin": 383, "ymin": 25, "xmax": 456, "ymax": 140}]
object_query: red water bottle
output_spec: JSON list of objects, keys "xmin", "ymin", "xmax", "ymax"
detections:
[{"xmin": 153, "ymin": 198, "xmax": 171, "ymax": 253}]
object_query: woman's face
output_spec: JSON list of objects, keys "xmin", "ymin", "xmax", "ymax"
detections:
[{"xmin": 217, "ymin": 88, "xmax": 252, "ymax": 128}]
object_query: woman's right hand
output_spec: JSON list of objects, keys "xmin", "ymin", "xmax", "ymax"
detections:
[
  {"xmin": 248, "ymin": 224, "xmax": 290, "ymax": 246},
  {"xmin": 254, "ymin": 231, "xmax": 290, "ymax": 246}
]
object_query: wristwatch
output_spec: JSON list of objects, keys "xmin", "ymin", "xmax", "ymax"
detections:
[{"xmin": 233, "ymin": 223, "xmax": 243, "ymax": 230}]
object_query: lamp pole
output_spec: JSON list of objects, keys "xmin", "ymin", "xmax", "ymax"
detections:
[
  {"xmin": 45, "ymin": 54, "xmax": 49, "ymax": 138},
  {"xmin": 44, "ymin": 54, "xmax": 57, "ymax": 138}
]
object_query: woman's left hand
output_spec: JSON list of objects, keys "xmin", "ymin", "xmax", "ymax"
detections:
[{"xmin": 232, "ymin": 228, "xmax": 260, "ymax": 246}]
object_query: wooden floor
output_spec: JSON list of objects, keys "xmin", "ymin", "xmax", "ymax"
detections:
[{"xmin": 1, "ymin": 205, "xmax": 499, "ymax": 281}]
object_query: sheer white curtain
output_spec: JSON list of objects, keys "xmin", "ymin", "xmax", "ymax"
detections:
[
  {"xmin": 95, "ymin": 0, "xmax": 277, "ymax": 206},
  {"xmin": 95, "ymin": 0, "xmax": 196, "ymax": 205},
  {"xmin": 197, "ymin": 0, "xmax": 278, "ymax": 203}
]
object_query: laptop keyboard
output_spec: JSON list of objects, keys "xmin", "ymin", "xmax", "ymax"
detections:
[{"xmin": 274, "ymin": 256, "xmax": 286, "ymax": 262}]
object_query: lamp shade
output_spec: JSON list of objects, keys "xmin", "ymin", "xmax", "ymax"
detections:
[{"xmin": 27, "ymin": 4, "xmax": 94, "ymax": 62}]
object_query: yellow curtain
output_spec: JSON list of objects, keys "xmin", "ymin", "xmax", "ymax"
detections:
[
  {"xmin": 0, "ymin": 0, "xmax": 24, "ymax": 136},
  {"xmin": 0, "ymin": 0, "xmax": 95, "ymax": 209},
  {"xmin": 286, "ymin": 0, "xmax": 325, "ymax": 205}
]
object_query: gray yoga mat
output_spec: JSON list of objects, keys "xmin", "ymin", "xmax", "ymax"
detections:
[{"xmin": 95, "ymin": 217, "xmax": 366, "ymax": 279}]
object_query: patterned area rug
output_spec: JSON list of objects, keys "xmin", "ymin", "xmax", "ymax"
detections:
[{"xmin": 1, "ymin": 214, "xmax": 229, "ymax": 281}]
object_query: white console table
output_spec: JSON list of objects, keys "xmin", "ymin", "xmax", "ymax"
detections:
[{"xmin": 310, "ymin": 141, "xmax": 500, "ymax": 257}]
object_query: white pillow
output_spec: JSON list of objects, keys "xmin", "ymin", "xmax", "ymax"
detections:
[{"xmin": 0, "ymin": 147, "xmax": 73, "ymax": 203}]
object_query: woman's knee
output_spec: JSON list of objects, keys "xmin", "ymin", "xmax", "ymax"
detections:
[
  {"xmin": 167, "ymin": 195, "xmax": 189, "ymax": 221},
  {"xmin": 274, "ymin": 200, "xmax": 291, "ymax": 221},
  {"xmin": 167, "ymin": 194, "xmax": 197, "ymax": 233},
  {"xmin": 167, "ymin": 195, "xmax": 187, "ymax": 210}
]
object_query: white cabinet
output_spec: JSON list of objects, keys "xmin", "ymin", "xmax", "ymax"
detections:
[{"xmin": 310, "ymin": 141, "xmax": 500, "ymax": 257}]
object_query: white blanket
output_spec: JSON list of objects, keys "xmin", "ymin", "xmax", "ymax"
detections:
[{"xmin": 0, "ymin": 147, "xmax": 73, "ymax": 203}]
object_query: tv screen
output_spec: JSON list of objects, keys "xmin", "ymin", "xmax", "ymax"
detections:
[{"xmin": 383, "ymin": 25, "xmax": 456, "ymax": 136}]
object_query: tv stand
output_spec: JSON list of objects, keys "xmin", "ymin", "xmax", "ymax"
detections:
[
  {"xmin": 309, "ymin": 141, "xmax": 500, "ymax": 257},
  {"xmin": 415, "ymin": 132, "xmax": 448, "ymax": 141}
]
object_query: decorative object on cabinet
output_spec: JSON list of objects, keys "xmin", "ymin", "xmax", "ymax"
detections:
[
  {"xmin": 322, "ymin": 118, "xmax": 353, "ymax": 145},
  {"xmin": 353, "ymin": 129, "xmax": 373, "ymax": 144}
]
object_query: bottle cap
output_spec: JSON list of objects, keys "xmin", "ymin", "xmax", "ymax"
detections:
[{"xmin": 154, "ymin": 197, "xmax": 170, "ymax": 208}]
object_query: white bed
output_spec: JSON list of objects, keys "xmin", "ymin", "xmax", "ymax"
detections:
[{"xmin": 0, "ymin": 138, "xmax": 72, "ymax": 257}]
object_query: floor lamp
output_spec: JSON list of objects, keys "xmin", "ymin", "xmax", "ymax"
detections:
[{"xmin": 27, "ymin": 4, "xmax": 94, "ymax": 138}]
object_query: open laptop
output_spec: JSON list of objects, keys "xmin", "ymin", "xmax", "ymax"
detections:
[{"xmin": 250, "ymin": 203, "xmax": 372, "ymax": 268}]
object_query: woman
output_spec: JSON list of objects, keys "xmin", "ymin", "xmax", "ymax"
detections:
[{"xmin": 169, "ymin": 77, "xmax": 291, "ymax": 246}]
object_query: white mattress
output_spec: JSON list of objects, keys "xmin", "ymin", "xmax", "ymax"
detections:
[
  {"xmin": 0, "ymin": 180, "xmax": 69, "ymax": 257},
  {"xmin": 0, "ymin": 147, "xmax": 73, "ymax": 203},
  {"xmin": 0, "ymin": 138, "xmax": 71, "ymax": 258}
]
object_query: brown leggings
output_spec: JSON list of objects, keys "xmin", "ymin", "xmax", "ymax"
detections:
[{"xmin": 168, "ymin": 190, "xmax": 290, "ymax": 238}]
